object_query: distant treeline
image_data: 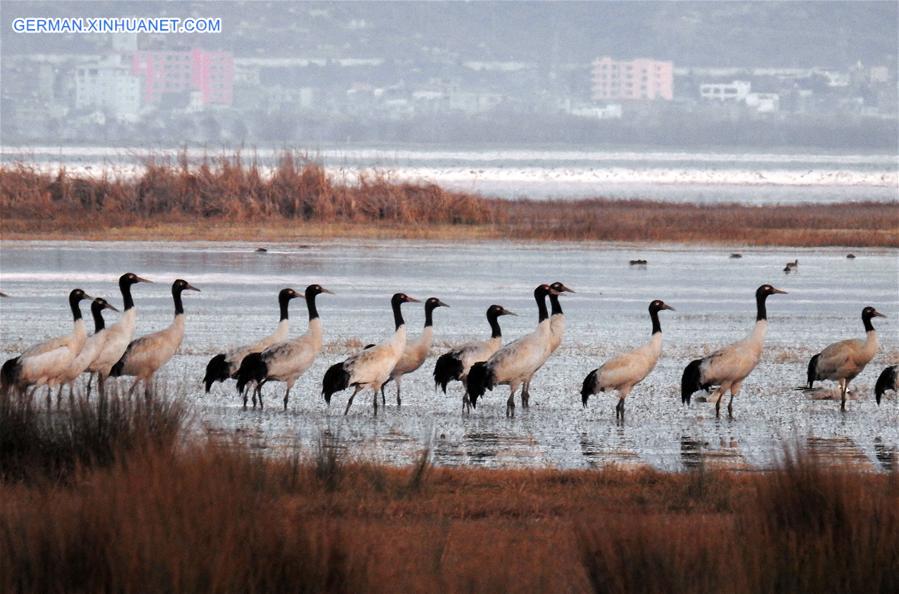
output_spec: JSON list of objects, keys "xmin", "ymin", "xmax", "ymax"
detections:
[{"xmin": 1, "ymin": 152, "xmax": 897, "ymax": 247}]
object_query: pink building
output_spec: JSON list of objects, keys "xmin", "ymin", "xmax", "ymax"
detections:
[
  {"xmin": 591, "ymin": 57, "xmax": 673, "ymax": 101},
  {"xmin": 131, "ymin": 48, "xmax": 234, "ymax": 106}
]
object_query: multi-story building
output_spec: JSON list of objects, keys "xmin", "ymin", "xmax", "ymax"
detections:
[
  {"xmin": 131, "ymin": 48, "xmax": 234, "ymax": 107},
  {"xmin": 74, "ymin": 58, "xmax": 142, "ymax": 118},
  {"xmin": 699, "ymin": 80, "xmax": 752, "ymax": 102},
  {"xmin": 591, "ymin": 57, "xmax": 674, "ymax": 101}
]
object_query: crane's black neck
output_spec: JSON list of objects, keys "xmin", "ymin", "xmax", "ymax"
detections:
[
  {"xmin": 279, "ymin": 293, "xmax": 291, "ymax": 321},
  {"xmin": 172, "ymin": 286, "xmax": 185, "ymax": 316},
  {"xmin": 650, "ymin": 308, "xmax": 662, "ymax": 335},
  {"xmin": 392, "ymin": 298, "xmax": 405, "ymax": 330},
  {"xmin": 863, "ymin": 312, "xmax": 877, "ymax": 332},
  {"xmin": 69, "ymin": 293, "xmax": 83, "ymax": 321},
  {"xmin": 487, "ymin": 311, "xmax": 502, "ymax": 338},
  {"xmin": 120, "ymin": 280, "xmax": 135, "ymax": 311},
  {"xmin": 305, "ymin": 289, "xmax": 319, "ymax": 321},
  {"xmin": 424, "ymin": 302, "xmax": 440, "ymax": 328},
  {"xmin": 549, "ymin": 293, "xmax": 563, "ymax": 316},
  {"xmin": 91, "ymin": 303, "xmax": 106, "ymax": 332},
  {"xmin": 756, "ymin": 292, "xmax": 769, "ymax": 322},
  {"xmin": 535, "ymin": 290, "xmax": 549, "ymax": 323}
]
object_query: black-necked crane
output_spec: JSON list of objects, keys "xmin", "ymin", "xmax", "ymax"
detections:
[
  {"xmin": 466, "ymin": 284, "xmax": 558, "ymax": 417},
  {"xmin": 55, "ymin": 297, "xmax": 119, "ymax": 398},
  {"xmin": 1, "ymin": 289, "xmax": 92, "ymax": 398},
  {"xmin": 234, "ymin": 284, "xmax": 332, "ymax": 410},
  {"xmin": 433, "ymin": 304, "xmax": 516, "ymax": 411},
  {"xmin": 521, "ymin": 281, "xmax": 574, "ymax": 407},
  {"xmin": 109, "ymin": 279, "xmax": 199, "ymax": 396},
  {"xmin": 783, "ymin": 259, "xmax": 798, "ymax": 274},
  {"xmin": 204, "ymin": 288, "xmax": 300, "ymax": 393},
  {"xmin": 321, "ymin": 292, "xmax": 419, "ymax": 416},
  {"xmin": 581, "ymin": 300, "xmax": 674, "ymax": 422},
  {"xmin": 806, "ymin": 306, "xmax": 885, "ymax": 411},
  {"xmin": 875, "ymin": 365, "xmax": 897, "ymax": 405},
  {"xmin": 681, "ymin": 284, "xmax": 787, "ymax": 418},
  {"xmin": 88, "ymin": 272, "xmax": 152, "ymax": 392},
  {"xmin": 381, "ymin": 297, "xmax": 448, "ymax": 407}
]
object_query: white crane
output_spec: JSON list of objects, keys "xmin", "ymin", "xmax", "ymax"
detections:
[
  {"xmin": 54, "ymin": 297, "xmax": 119, "ymax": 398},
  {"xmin": 875, "ymin": 365, "xmax": 897, "ymax": 405},
  {"xmin": 433, "ymin": 304, "xmax": 516, "ymax": 412},
  {"xmin": 234, "ymin": 284, "xmax": 333, "ymax": 410},
  {"xmin": 204, "ymin": 288, "xmax": 300, "ymax": 393},
  {"xmin": 466, "ymin": 284, "xmax": 558, "ymax": 417},
  {"xmin": 381, "ymin": 297, "xmax": 448, "ymax": 407},
  {"xmin": 521, "ymin": 281, "xmax": 574, "ymax": 407},
  {"xmin": 806, "ymin": 306, "xmax": 885, "ymax": 411},
  {"xmin": 87, "ymin": 272, "xmax": 152, "ymax": 394},
  {"xmin": 681, "ymin": 284, "xmax": 787, "ymax": 418},
  {"xmin": 109, "ymin": 279, "xmax": 199, "ymax": 396},
  {"xmin": 581, "ymin": 299, "xmax": 674, "ymax": 422},
  {"xmin": 1, "ymin": 289, "xmax": 92, "ymax": 399},
  {"xmin": 321, "ymin": 293, "xmax": 419, "ymax": 416}
]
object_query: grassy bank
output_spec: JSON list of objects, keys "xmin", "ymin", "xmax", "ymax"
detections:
[
  {"xmin": 2, "ymin": 154, "xmax": 897, "ymax": 246},
  {"xmin": 1, "ymin": 388, "xmax": 897, "ymax": 593}
]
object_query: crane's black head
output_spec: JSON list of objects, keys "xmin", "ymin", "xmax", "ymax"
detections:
[
  {"xmin": 550, "ymin": 282, "xmax": 575, "ymax": 294},
  {"xmin": 92, "ymin": 297, "xmax": 119, "ymax": 313},
  {"xmin": 534, "ymin": 284, "xmax": 554, "ymax": 299},
  {"xmin": 862, "ymin": 306, "xmax": 885, "ymax": 319},
  {"xmin": 279, "ymin": 288, "xmax": 300, "ymax": 302},
  {"xmin": 119, "ymin": 272, "xmax": 152, "ymax": 287},
  {"xmin": 392, "ymin": 293, "xmax": 420, "ymax": 306},
  {"xmin": 306, "ymin": 284, "xmax": 334, "ymax": 298},
  {"xmin": 649, "ymin": 299, "xmax": 675, "ymax": 313},
  {"xmin": 487, "ymin": 304, "xmax": 516, "ymax": 318},
  {"xmin": 173, "ymin": 279, "xmax": 201, "ymax": 294},
  {"xmin": 425, "ymin": 297, "xmax": 449, "ymax": 311},
  {"xmin": 756, "ymin": 284, "xmax": 787, "ymax": 300},
  {"xmin": 69, "ymin": 288, "xmax": 92, "ymax": 303}
]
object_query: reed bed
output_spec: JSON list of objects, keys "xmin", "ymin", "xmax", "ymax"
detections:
[
  {"xmin": 0, "ymin": 385, "xmax": 896, "ymax": 593},
  {"xmin": 2, "ymin": 153, "xmax": 897, "ymax": 247}
]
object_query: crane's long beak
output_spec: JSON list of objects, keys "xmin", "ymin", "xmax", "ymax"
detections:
[
  {"xmin": 557, "ymin": 283, "xmax": 575, "ymax": 293},
  {"xmin": 136, "ymin": 276, "xmax": 153, "ymax": 283},
  {"xmin": 406, "ymin": 296, "xmax": 421, "ymax": 303},
  {"xmin": 772, "ymin": 287, "xmax": 788, "ymax": 294},
  {"xmin": 320, "ymin": 287, "xmax": 335, "ymax": 295},
  {"xmin": 81, "ymin": 293, "xmax": 93, "ymax": 301},
  {"xmin": 872, "ymin": 310, "xmax": 886, "ymax": 318},
  {"xmin": 104, "ymin": 301, "xmax": 120, "ymax": 312},
  {"xmin": 185, "ymin": 284, "xmax": 201, "ymax": 292},
  {"xmin": 662, "ymin": 304, "xmax": 676, "ymax": 311},
  {"xmin": 436, "ymin": 299, "xmax": 450, "ymax": 308}
]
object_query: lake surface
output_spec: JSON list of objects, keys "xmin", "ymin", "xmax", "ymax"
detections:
[
  {"xmin": 1, "ymin": 240, "xmax": 897, "ymax": 471},
  {"xmin": 2, "ymin": 145, "xmax": 896, "ymax": 204}
]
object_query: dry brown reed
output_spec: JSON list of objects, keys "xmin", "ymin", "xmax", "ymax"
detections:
[
  {"xmin": 2, "ymin": 153, "xmax": 897, "ymax": 246},
  {"xmin": 0, "ymin": 383, "xmax": 896, "ymax": 594}
]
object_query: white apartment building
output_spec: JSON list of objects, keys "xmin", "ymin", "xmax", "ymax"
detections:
[{"xmin": 74, "ymin": 59, "xmax": 141, "ymax": 119}]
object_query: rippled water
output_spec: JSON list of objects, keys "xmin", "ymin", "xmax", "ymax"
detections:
[{"xmin": 1, "ymin": 240, "xmax": 897, "ymax": 470}]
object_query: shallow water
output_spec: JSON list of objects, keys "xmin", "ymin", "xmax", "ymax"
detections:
[{"xmin": 1, "ymin": 240, "xmax": 897, "ymax": 470}]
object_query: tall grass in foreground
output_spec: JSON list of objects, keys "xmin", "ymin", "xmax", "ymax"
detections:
[
  {"xmin": 2, "ymin": 153, "xmax": 898, "ymax": 246},
  {"xmin": 0, "ymin": 388, "xmax": 896, "ymax": 593}
]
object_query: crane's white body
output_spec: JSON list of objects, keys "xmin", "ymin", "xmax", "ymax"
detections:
[{"xmin": 90, "ymin": 308, "xmax": 136, "ymax": 377}]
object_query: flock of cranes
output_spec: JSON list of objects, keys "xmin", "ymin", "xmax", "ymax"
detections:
[{"xmin": 1, "ymin": 272, "xmax": 895, "ymax": 420}]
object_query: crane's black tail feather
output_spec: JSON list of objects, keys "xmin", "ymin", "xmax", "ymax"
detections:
[
  {"xmin": 681, "ymin": 359, "xmax": 704, "ymax": 405},
  {"xmin": 433, "ymin": 352, "xmax": 463, "ymax": 394},
  {"xmin": 875, "ymin": 366, "xmax": 896, "ymax": 406},
  {"xmin": 806, "ymin": 354, "xmax": 821, "ymax": 389},
  {"xmin": 321, "ymin": 361, "xmax": 350, "ymax": 405},
  {"xmin": 581, "ymin": 369, "xmax": 599, "ymax": 407},
  {"xmin": 236, "ymin": 352, "xmax": 268, "ymax": 394},
  {"xmin": 204, "ymin": 353, "xmax": 231, "ymax": 393}
]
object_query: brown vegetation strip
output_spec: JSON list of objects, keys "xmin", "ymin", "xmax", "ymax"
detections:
[
  {"xmin": 2, "ymin": 154, "xmax": 897, "ymax": 246},
  {"xmin": 1, "ymin": 389, "xmax": 897, "ymax": 593}
]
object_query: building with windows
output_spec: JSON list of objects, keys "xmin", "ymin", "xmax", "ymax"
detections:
[
  {"xmin": 74, "ymin": 58, "xmax": 141, "ymax": 118},
  {"xmin": 699, "ymin": 80, "xmax": 752, "ymax": 102},
  {"xmin": 131, "ymin": 48, "xmax": 234, "ymax": 107},
  {"xmin": 591, "ymin": 57, "xmax": 674, "ymax": 101}
]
